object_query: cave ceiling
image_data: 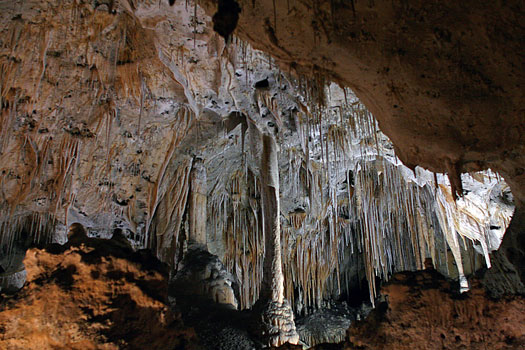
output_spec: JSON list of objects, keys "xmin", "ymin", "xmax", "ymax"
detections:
[{"xmin": 0, "ymin": 0, "xmax": 523, "ymax": 308}]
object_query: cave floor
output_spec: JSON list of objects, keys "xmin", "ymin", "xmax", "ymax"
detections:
[{"xmin": 0, "ymin": 239, "xmax": 524, "ymax": 350}]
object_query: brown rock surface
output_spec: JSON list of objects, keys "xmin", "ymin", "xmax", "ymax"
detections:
[
  {"xmin": 0, "ymin": 3, "xmax": 523, "ymax": 348},
  {"xmin": 346, "ymin": 269, "xmax": 525, "ymax": 350},
  {"xmin": 0, "ymin": 238, "xmax": 197, "ymax": 350},
  {"xmin": 200, "ymin": 0, "xmax": 525, "ymax": 201}
]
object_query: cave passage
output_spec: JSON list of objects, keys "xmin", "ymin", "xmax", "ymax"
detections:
[{"xmin": 0, "ymin": 1, "xmax": 523, "ymax": 349}]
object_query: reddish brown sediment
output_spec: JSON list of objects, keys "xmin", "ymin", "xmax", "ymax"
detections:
[
  {"xmin": 346, "ymin": 269, "xmax": 525, "ymax": 350},
  {"xmin": 0, "ymin": 240, "xmax": 197, "ymax": 350}
]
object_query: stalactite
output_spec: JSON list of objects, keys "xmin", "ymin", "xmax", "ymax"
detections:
[
  {"xmin": 151, "ymin": 157, "xmax": 193, "ymax": 266},
  {"xmin": 188, "ymin": 157, "xmax": 208, "ymax": 247},
  {"xmin": 210, "ymin": 167, "xmax": 264, "ymax": 309},
  {"xmin": 0, "ymin": 212, "xmax": 57, "ymax": 273},
  {"xmin": 145, "ymin": 106, "xmax": 195, "ymax": 257},
  {"xmin": 50, "ymin": 135, "xmax": 80, "ymax": 218}
]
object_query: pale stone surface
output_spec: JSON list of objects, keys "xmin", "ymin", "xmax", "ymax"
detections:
[
  {"xmin": 0, "ymin": 267, "xmax": 26, "ymax": 293},
  {"xmin": 189, "ymin": 157, "xmax": 208, "ymax": 247},
  {"xmin": 0, "ymin": 0, "xmax": 520, "ymax": 331},
  {"xmin": 260, "ymin": 299, "xmax": 300, "ymax": 348}
]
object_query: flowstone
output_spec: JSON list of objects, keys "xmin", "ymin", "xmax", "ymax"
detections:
[
  {"xmin": 259, "ymin": 299, "xmax": 300, "ymax": 348},
  {"xmin": 171, "ymin": 247, "xmax": 239, "ymax": 309},
  {"xmin": 0, "ymin": 268, "xmax": 26, "ymax": 294}
]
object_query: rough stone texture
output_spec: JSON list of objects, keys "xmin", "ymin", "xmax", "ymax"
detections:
[
  {"xmin": 0, "ymin": 0, "xmax": 227, "ymax": 250},
  {"xmin": 0, "ymin": 237, "xmax": 198, "ymax": 350},
  {"xmin": 295, "ymin": 303, "xmax": 360, "ymax": 348},
  {"xmin": 260, "ymin": 133, "xmax": 284, "ymax": 303},
  {"xmin": 482, "ymin": 202, "xmax": 525, "ymax": 297},
  {"xmin": 200, "ymin": 0, "xmax": 525, "ymax": 202},
  {"xmin": 198, "ymin": 0, "xmax": 525, "ymax": 300},
  {"xmin": 259, "ymin": 299, "xmax": 300, "ymax": 348},
  {"xmin": 0, "ymin": 0, "xmax": 516, "ymax": 292},
  {"xmin": 0, "ymin": 213, "xmax": 52, "ymax": 293},
  {"xmin": 171, "ymin": 246, "xmax": 239, "ymax": 309},
  {"xmin": 188, "ymin": 157, "xmax": 208, "ymax": 247},
  {"xmin": 499, "ymin": 203, "xmax": 525, "ymax": 286},
  {"xmin": 346, "ymin": 269, "xmax": 525, "ymax": 350},
  {"xmin": 0, "ymin": 244, "xmax": 28, "ymax": 294},
  {"xmin": 257, "ymin": 131, "xmax": 300, "ymax": 347},
  {"xmin": 0, "ymin": 268, "xmax": 26, "ymax": 293},
  {"xmin": 1, "ymin": 235, "xmax": 523, "ymax": 350},
  {"xmin": 0, "ymin": 4, "xmax": 522, "ymax": 346}
]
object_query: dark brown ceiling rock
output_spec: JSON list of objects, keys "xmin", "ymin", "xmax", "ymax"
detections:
[{"xmin": 201, "ymin": 0, "xmax": 525, "ymax": 202}]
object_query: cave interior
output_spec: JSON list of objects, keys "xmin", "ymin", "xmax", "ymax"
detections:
[{"xmin": 0, "ymin": 0, "xmax": 523, "ymax": 349}]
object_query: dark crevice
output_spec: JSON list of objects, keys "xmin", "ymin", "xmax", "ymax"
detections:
[{"xmin": 212, "ymin": 0, "xmax": 241, "ymax": 41}]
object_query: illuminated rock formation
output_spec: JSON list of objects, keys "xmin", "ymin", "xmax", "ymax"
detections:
[{"xmin": 0, "ymin": 1, "xmax": 523, "ymax": 348}]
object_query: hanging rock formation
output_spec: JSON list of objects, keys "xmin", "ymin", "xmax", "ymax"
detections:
[
  {"xmin": 200, "ymin": 0, "xmax": 525, "ymax": 200},
  {"xmin": 257, "ymin": 132, "xmax": 299, "ymax": 347},
  {"xmin": 199, "ymin": 0, "xmax": 525, "ymax": 292},
  {"xmin": 0, "ymin": 0, "xmax": 523, "ymax": 348}
]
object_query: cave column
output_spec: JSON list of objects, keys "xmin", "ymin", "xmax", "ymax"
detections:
[
  {"xmin": 188, "ymin": 157, "xmax": 207, "ymax": 248},
  {"xmin": 259, "ymin": 133, "xmax": 299, "ymax": 347}
]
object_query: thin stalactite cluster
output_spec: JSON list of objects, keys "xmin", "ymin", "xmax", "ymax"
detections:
[{"xmin": 0, "ymin": 1, "xmax": 514, "ymax": 317}]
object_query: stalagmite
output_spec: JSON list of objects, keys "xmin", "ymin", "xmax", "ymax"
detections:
[
  {"xmin": 258, "ymin": 133, "xmax": 299, "ymax": 347},
  {"xmin": 0, "ymin": 3, "xmax": 518, "ymax": 348}
]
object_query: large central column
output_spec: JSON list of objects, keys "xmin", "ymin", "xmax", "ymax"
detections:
[
  {"xmin": 259, "ymin": 133, "xmax": 299, "ymax": 347},
  {"xmin": 188, "ymin": 157, "xmax": 208, "ymax": 248},
  {"xmin": 260, "ymin": 133, "xmax": 284, "ymax": 302}
]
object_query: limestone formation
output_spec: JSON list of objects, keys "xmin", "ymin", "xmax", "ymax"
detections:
[
  {"xmin": 0, "ymin": 0, "xmax": 523, "ymax": 348},
  {"xmin": 172, "ymin": 246, "xmax": 239, "ymax": 310},
  {"xmin": 200, "ymin": 0, "xmax": 525, "ymax": 202},
  {"xmin": 188, "ymin": 157, "xmax": 208, "ymax": 247},
  {"xmin": 258, "ymin": 132, "xmax": 299, "ymax": 347}
]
